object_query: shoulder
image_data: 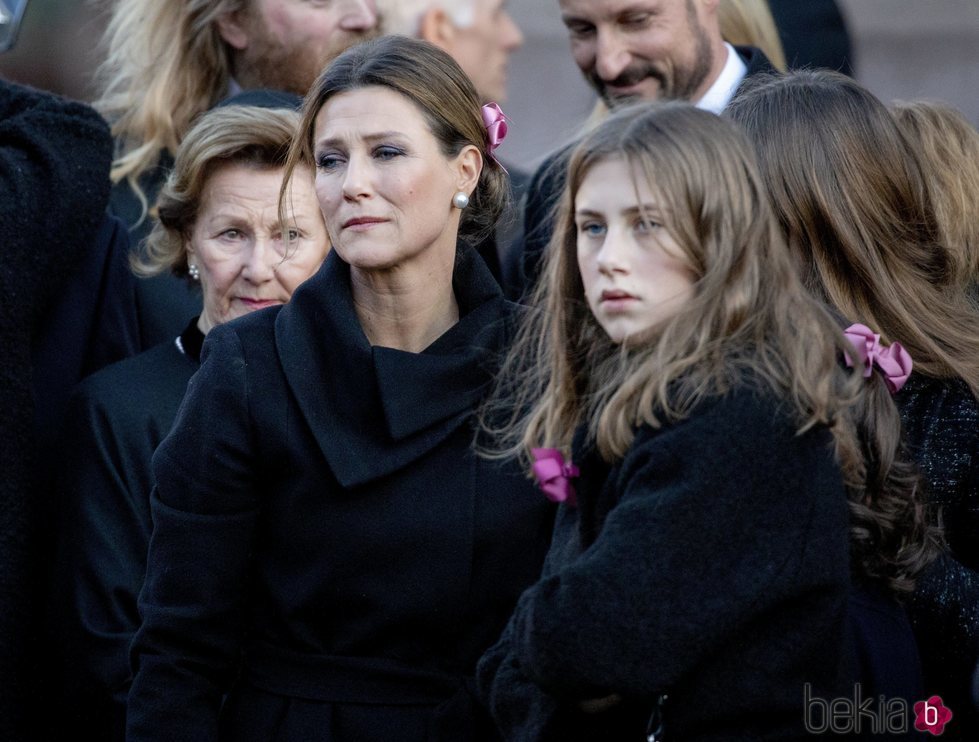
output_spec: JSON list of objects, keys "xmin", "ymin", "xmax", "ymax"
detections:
[
  {"xmin": 73, "ymin": 341, "xmax": 193, "ymax": 413},
  {"xmin": 202, "ymin": 305, "xmax": 282, "ymax": 362},
  {"xmin": 620, "ymin": 381, "xmax": 835, "ymax": 490}
]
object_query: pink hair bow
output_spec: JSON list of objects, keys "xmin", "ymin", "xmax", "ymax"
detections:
[
  {"xmin": 843, "ymin": 323, "xmax": 913, "ymax": 393},
  {"xmin": 481, "ymin": 102, "xmax": 509, "ymax": 171},
  {"xmin": 531, "ymin": 448, "xmax": 579, "ymax": 507}
]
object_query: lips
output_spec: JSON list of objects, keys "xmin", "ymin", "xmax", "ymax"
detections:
[
  {"xmin": 238, "ymin": 298, "xmax": 282, "ymax": 311},
  {"xmin": 600, "ymin": 289, "xmax": 637, "ymax": 302},
  {"xmin": 342, "ymin": 216, "xmax": 387, "ymax": 230}
]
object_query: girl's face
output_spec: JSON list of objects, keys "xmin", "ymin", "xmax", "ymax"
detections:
[{"xmin": 575, "ymin": 157, "xmax": 696, "ymax": 343}]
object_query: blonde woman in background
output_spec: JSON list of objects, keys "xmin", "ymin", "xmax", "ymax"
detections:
[{"xmin": 891, "ymin": 100, "xmax": 979, "ymax": 294}]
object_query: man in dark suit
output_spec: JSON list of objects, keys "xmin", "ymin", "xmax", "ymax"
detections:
[{"xmin": 513, "ymin": 0, "xmax": 773, "ymax": 298}]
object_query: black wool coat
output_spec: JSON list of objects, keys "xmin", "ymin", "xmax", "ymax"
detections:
[
  {"xmin": 0, "ymin": 80, "xmax": 113, "ymax": 741},
  {"xmin": 47, "ymin": 321, "xmax": 202, "ymax": 741},
  {"xmin": 126, "ymin": 248, "xmax": 555, "ymax": 742},
  {"xmin": 477, "ymin": 383, "xmax": 852, "ymax": 741}
]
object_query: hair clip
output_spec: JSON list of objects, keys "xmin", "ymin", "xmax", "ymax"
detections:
[
  {"xmin": 843, "ymin": 323, "xmax": 913, "ymax": 393},
  {"xmin": 481, "ymin": 102, "xmax": 509, "ymax": 172}
]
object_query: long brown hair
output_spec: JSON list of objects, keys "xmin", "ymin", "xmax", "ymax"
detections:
[
  {"xmin": 891, "ymin": 99, "xmax": 979, "ymax": 293},
  {"xmin": 726, "ymin": 70, "xmax": 979, "ymax": 398},
  {"xmin": 483, "ymin": 101, "xmax": 939, "ymax": 593}
]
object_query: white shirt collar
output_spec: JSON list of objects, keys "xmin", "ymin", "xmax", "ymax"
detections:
[{"xmin": 696, "ymin": 43, "xmax": 748, "ymax": 114}]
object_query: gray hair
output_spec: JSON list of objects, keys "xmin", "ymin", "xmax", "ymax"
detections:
[{"xmin": 378, "ymin": 0, "xmax": 475, "ymax": 36}]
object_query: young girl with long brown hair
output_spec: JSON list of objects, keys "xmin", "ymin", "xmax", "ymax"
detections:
[
  {"xmin": 727, "ymin": 70, "xmax": 979, "ymax": 739},
  {"xmin": 476, "ymin": 101, "xmax": 937, "ymax": 740}
]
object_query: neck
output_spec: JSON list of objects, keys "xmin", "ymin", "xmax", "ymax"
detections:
[
  {"xmin": 695, "ymin": 37, "xmax": 732, "ymax": 102},
  {"xmin": 350, "ymin": 255, "xmax": 459, "ymax": 353}
]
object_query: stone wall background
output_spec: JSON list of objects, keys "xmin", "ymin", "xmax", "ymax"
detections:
[{"xmin": 1, "ymin": 0, "xmax": 977, "ymax": 169}]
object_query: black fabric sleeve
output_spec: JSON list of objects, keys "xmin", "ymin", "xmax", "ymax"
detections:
[{"xmin": 126, "ymin": 326, "xmax": 261, "ymax": 742}]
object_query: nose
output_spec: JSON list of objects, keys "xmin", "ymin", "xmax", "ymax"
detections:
[
  {"xmin": 341, "ymin": 153, "xmax": 372, "ymax": 201},
  {"xmin": 243, "ymin": 239, "xmax": 276, "ymax": 284},
  {"xmin": 594, "ymin": 29, "xmax": 630, "ymax": 82},
  {"xmin": 501, "ymin": 12, "xmax": 524, "ymax": 50},
  {"xmin": 339, "ymin": 0, "xmax": 378, "ymax": 32},
  {"xmin": 595, "ymin": 229, "xmax": 629, "ymax": 275}
]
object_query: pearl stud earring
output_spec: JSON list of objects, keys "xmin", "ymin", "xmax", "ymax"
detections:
[
  {"xmin": 188, "ymin": 263, "xmax": 200, "ymax": 281},
  {"xmin": 452, "ymin": 191, "xmax": 470, "ymax": 209}
]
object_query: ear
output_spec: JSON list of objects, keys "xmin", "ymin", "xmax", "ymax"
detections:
[
  {"xmin": 215, "ymin": 9, "xmax": 250, "ymax": 51},
  {"xmin": 418, "ymin": 7, "xmax": 457, "ymax": 53},
  {"xmin": 453, "ymin": 144, "xmax": 483, "ymax": 197}
]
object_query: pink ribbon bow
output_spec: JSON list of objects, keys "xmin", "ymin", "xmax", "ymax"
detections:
[
  {"xmin": 531, "ymin": 448, "xmax": 579, "ymax": 507},
  {"xmin": 481, "ymin": 102, "xmax": 509, "ymax": 170},
  {"xmin": 843, "ymin": 323, "xmax": 913, "ymax": 393}
]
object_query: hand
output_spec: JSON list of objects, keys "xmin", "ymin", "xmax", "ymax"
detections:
[{"xmin": 578, "ymin": 693, "xmax": 622, "ymax": 714}]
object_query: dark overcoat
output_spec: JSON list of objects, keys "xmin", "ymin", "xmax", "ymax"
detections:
[
  {"xmin": 47, "ymin": 320, "xmax": 202, "ymax": 740},
  {"xmin": 126, "ymin": 248, "xmax": 555, "ymax": 741},
  {"xmin": 477, "ymin": 383, "xmax": 852, "ymax": 740}
]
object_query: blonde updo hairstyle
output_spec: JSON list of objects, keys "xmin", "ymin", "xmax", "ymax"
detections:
[
  {"xmin": 134, "ymin": 105, "xmax": 302, "ymax": 281},
  {"xmin": 281, "ymin": 35, "xmax": 509, "ymax": 250}
]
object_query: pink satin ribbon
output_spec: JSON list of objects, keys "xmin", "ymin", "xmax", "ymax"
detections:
[
  {"xmin": 843, "ymin": 323, "xmax": 913, "ymax": 393},
  {"xmin": 481, "ymin": 102, "xmax": 508, "ymax": 171},
  {"xmin": 531, "ymin": 448, "xmax": 579, "ymax": 507}
]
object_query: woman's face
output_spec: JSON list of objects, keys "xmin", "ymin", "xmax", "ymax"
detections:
[
  {"xmin": 311, "ymin": 85, "xmax": 479, "ymax": 274},
  {"xmin": 575, "ymin": 157, "xmax": 696, "ymax": 344},
  {"xmin": 186, "ymin": 163, "xmax": 329, "ymax": 334}
]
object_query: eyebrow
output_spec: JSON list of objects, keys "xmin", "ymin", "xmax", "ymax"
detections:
[
  {"xmin": 314, "ymin": 131, "xmax": 408, "ymax": 149},
  {"xmin": 575, "ymin": 204, "xmax": 662, "ymax": 217}
]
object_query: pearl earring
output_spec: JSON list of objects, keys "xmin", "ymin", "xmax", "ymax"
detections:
[
  {"xmin": 188, "ymin": 263, "xmax": 200, "ymax": 281},
  {"xmin": 452, "ymin": 191, "xmax": 470, "ymax": 209}
]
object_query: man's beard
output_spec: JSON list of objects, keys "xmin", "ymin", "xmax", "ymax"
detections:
[
  {"xmin": 232, "ymin": 25, "xmax": 376, "ymax": 96},
  {"xmin": 588, "ymin": 11, "xmax": 714, "ymax": 107}
]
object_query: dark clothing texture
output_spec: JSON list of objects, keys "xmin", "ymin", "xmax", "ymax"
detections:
[
  {"xmin": 769, "ymin": 0, "xmax": 854, "ymax": 75},
  {"xmin": 47, "ymin": 319, "xmax": 202, "ymax": 741},
  {"xmin": 896, "ymin": 373, "xmax": 979, "ymax": 739},
  {"xmin": 477, "ymin": 383, "xmax": 852, "ymax": 741},
  {"xmin": 0, "ymin": 80, "xmax": 113, "ymax": 741},
  {"xmin": 126, "ymin": 247, "xmax": 555, "ymax": 741},
  {"xmin": 512, "ymin": 46, "xmax": 773, "ymax": 300}
]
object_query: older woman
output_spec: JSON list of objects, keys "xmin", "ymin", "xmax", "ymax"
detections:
[
  {"xmin": 48, "ymin": 104, "xmax": 329, "ymax": 741},
  {"xmin": 125, "ymin": 37, "xmax": 554, "ymax": 742}
]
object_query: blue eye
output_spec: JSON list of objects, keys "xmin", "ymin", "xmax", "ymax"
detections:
[
  {"xmin": 579, "ymin": 222, "xmax": 606, "ymax": 237},
  {"xmin": 635, "ymin": 219, "xmax": 661, "ymax": 233},
  {"xmin": 221, "ymin": 228, "xmax": 243, "ymax": 240},
  {"xmin": 316, "ymin": 152, "xmax": 343, "ymax": 170},
  {"xmin": 374, "ymin": 146, "xmax": 404, "ymax": 161}
]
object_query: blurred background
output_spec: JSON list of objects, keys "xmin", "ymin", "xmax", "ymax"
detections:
[{"xmin": 1, "ymin": 0, "xmax": 977, "ymax": 169}]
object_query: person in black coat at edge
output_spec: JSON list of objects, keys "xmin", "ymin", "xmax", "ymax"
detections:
[
  {"xmin": 94, "ymin": 0, "xmax": 379, "ymax": 349},
  {"xmin": 0, "ymin": 77, "xmax": 114, "ymax": 740},
  {"xmin": 475, "ymin": 102, "xmax": 939, "ymax": 740},
  {"xmin": 509, "ymin": 0, "xmax": 774, "ymax": 300},
  {"xmin": 125, "ymin": 36, "xmax": 554, "ymax": 742},
  {"xmin": 46, "ymin": 103, "xmax": 330, "ymax": 742}
]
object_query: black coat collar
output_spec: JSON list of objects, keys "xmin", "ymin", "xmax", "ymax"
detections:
[{"xmin": 275, "ymin": 246, "xmax": 509, "ymax": 488}]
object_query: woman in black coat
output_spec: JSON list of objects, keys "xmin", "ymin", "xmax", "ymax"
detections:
[
  {"xmin": 476, "ymin": 102, "xmax": 937, "ymax": 740},
  {"xmin": 48, "ymin": 104, "xmax": 329, "ymax": 740},
  {"xmin": 125, "ymin": 37, "xmax": 554, "ymax": 742}
]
